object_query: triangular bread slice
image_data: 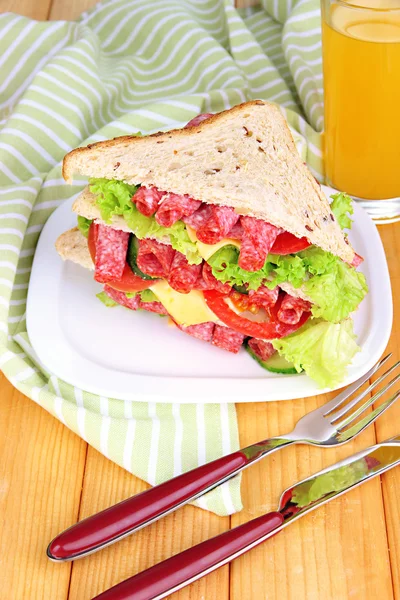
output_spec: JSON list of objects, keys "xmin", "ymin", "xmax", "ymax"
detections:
[
  {"xmin": 56, "ymin": 227, "xmax": 93, "ymax": 270},
  {"xmin": 63, "ymin": 100, "xmax": 354, "ymax": 263}
]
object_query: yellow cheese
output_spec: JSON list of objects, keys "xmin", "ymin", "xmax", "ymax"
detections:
[
  {"xmin": 186, "ymin": 226, "xmax": 241, "ymax": 261},
  {"xmin": 150, "ymin": 280, "xmax": 219, "ymax": 326}
]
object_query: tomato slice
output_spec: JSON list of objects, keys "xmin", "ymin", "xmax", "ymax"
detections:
[
  {"xmin": 87, "ymin": 223, "xmax": 153, "ymax": 292},
  {"xmin": 87, "ymin": 222, "xmax": 97, "ymax": 263},
  {"xmin": 203, "ymin": 290, "xmax": 310, "ymax": 340},
  {"xmin": 271, "ymin": 231, "xmax": 311, "ymax": 255}
]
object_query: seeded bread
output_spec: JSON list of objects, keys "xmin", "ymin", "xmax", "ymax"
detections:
[
  {"xmin": 55, "ymin": 227, "xmax": 93, "ymax": 269},
  {"xmin": 63, "ymin": 100, "xmax": 354, "ymax": 263}
]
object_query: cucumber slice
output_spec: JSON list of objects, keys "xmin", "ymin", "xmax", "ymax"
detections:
[
  {"xmin": 127, "ymin": 235, "xmax": 157, "ymax": 280},
  {"xmin": 246, "ymin": 346, "xmax": 302, "ymax": 375},
  {"xmin": 232, "ymin": 284, "xmax": 248, "ymax": 295}
]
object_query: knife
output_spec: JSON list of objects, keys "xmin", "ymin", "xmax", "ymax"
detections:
[{"xmin": 91, "ymin": 435, "xmax": 400, "ymax": 600}]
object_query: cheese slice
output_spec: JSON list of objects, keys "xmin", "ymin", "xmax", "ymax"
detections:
[
  {"xmin": 150, "ymin": 280, "xmax": 219, "ymax": 326},
  {"xmin": 186, "ymin": 226, "xmax": 240, "ymax": 261}
]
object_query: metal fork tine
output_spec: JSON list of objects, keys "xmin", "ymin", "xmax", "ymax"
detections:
[
  {"xmin": 329, "ymin": 360, "xmax": 400, "ymax": 423},
  {"xmin": 336, "ymin": 390, "xmax": 400, "ymax": 443},
  {"xmin": 322, "ymin": 353, "xmax": 392, "ymax": 417},
  {"xmin": 333, "ymin": 372, "xmax": 400, "ymax": 430}
]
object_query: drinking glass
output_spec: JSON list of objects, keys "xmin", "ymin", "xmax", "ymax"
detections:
[{"xmin": 321, "ymin": 0, "xmax": 400, "ymax": 223}]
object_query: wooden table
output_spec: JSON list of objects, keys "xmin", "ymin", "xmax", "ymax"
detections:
[{"xmin": 1, "ymin": 0, "xmax": 399, "ymax": 598}]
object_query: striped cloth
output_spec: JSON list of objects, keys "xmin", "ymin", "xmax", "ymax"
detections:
[{"xmin": 0, "ymin": 0, "xmax": 323, "ymax": 516}]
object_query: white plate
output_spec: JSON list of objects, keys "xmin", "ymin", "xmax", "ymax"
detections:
[{"xmin": 27, "ymin": 185, "xmax": 392, "ymax": 403}]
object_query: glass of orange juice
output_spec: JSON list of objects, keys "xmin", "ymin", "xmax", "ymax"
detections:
[{"xmin": 321, "ymin": 0, "xmax": 400, "ymax": 223}]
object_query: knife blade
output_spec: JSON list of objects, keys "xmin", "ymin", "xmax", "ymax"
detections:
[{"xmin": 91, "ymin": 435, "xmax": 400, "ymax": 600}]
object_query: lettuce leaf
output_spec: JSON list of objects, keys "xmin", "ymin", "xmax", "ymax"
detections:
[
  {"xmin": 330, "ymin": 192, "xmax": 354, "ymax": 230},
  {"xmin": 298, "ymin": 247, "xmax": 337, "ymax": 276},
  {"xmin": 272, "ymin": 319, "xmax": 360, "ymax": 388},
  {"xmin": 207, "ymin": 245, "xmax": 269, "ymax": 290},
  {"xmin": 303, "ymin": 258, "xmax": 368, "ymax": 323},
  {"xmin": 96, "ymin": 291, "xmax": 117, "ymax": 307},
  {"xmin": 208, "ymin": 245, "xmax": 367, "ymax": 322},
  {"xmin": 89, "ymin": 178, "xmax": 201, "ymax": 265},
  {"xmin": 77, "ymin": 216, "xmax": 92, "ymax": 238},
  {"xmin": 140, "ymin": 289, "xmax": 158, "ymax": 302},
  {"xmin": 266, "ymin": 254, "xmax": 307, "ymax": 289}
]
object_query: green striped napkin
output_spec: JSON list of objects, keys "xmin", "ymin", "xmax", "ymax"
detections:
[{"xmin": 0, "ymin": 0, "xmax": 324, "ymax": 516}]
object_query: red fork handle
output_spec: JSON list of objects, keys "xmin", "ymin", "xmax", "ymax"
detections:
[
  {"xmin": 47, "ymin": 451, "xmax": 250, "ymax": 561},
  {"xmin": 92, "ymin": 511, "xmax": 284, "ymax": 600}
]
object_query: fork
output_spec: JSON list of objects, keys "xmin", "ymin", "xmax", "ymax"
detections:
[{"xmin": 47, "ymin": 354, "xmax": 400, "ymax": 562}]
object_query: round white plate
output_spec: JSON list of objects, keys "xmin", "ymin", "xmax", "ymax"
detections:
[{"xmin": 27, "ymin": 185, "xmax": 392, "ymax": 403}]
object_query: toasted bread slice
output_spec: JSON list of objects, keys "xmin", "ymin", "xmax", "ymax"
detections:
[
  {"xmin": 63, "ymin": 100, "xmax": 354, "ymax": 263},
  {"xmin": 55, "ymin": 227, "xmax": 93, "ymax": 270}
]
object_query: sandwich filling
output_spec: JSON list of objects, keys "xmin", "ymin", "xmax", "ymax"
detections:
[
  {"xmin": 61, "ymin": 113, "xmax": 367, "ymax": 389},
  {"xmin": 76, "ymin": 175, "xmax": 367, "ymax": 389}
]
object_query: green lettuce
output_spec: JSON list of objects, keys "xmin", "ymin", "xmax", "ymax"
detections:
[
  {"xmin": 304, "ymin": 258, "xmax": 368, "ymax": 323},
  {"xmin": 331, "ymin": 192, "xmax": 354, "ymax": 230},
  {"xmin": 266, "ymin": 254, "xmax": 307, "ymax": 289},
  {"xmin": 96, "ymin": 291, "xmax": 117, "ymax": 307},
  {"xmin": 207, "ymin": 245, "xmax": 270, "ymax": 290},
  {"xmin": 139, "ymin": 289, "xmax": 158, "ymax": 302},
  {"xmin": 77, "ymin": 215, "xmax": 92, "ymax": 238},
  {"xmin": 272, "ymin": 319, "xmax": 360, "ymax": 388},
  {"xmin": 89, "ymin": 178, "xmax": 201, "ymax": 265},
  {"xmin": 208, "ymin": 245, "xmax": 367, "ymax": 322}
]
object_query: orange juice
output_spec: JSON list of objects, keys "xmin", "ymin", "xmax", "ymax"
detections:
[{"xmin": 322, "ymin": 0, "xmax": 400, "ymax": 199}]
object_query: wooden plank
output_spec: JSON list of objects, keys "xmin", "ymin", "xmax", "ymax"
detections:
[
  {"xmin": 48, "ymin": 0, "xmax": 98, "ymax": 21},
  {"xmin": 0, "ymin": 374, "xmax": 87, "ymax": 600},
  {"xmin": 68, "ymin": 446, "xmax": 230, "ymax": 600},
  {"xmin": 0, "ymin": 0, "xmax": 52, "ymax": 20},
  {"xmin": 230, "ymin": 396, "xmax": 394, "ymax": 600},
  {"xmin": 372, "ymin": 223, "xmax": 400, "ymax": 598}
]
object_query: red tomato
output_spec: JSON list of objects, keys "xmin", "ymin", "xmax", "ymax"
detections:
[
  {"xmin": 87, "ymin": 223, "xmax": 153, "ymax": 293},
  {"xmin": 271, "ymin": 231, "xmax": 311, "ymax": 255},
  {"xmin": 87, "ymin": 222, "xmax": 97, "ymax": 263},
  {"xmin": 203, "ymin": 290, "xmax": 310, "ymax": 340}
]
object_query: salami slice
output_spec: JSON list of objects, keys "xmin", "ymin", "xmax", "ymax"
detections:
[
  {"xmin": 155, "ymin": 193, "xmax": 201, "ymax": 228},
  {"xmin": 351, "ymin": 252, "xmax": 364, "ymax": 267},
  {"xmin": 94, "ymin": 225, "xmax": 129, "ymax": 283},
  {"xmin": 168, "ymin": 252, "xmax": 202, "ymax": 293},
  {"xmin": 227, "ymin": 220, "xmax": 244, "ymax": 241},
  {"xmin": 133, "ymin": 186, "xmax": 164, "ymax": 216},
  {"xmin": 247, "ymin": 338, "xmax": 276, "ymax": 361},
  {"xmin": 239, "ymin": 217, "xmax": 281, "ymax": 272},
  {"xmin": 136, "ymin": 239, "xmax": 175, "ymax": 278},
  {"xmin": 248, "ymin": 285, "xmax": 279, "ymax": 309},
  {"xmin": 184, "ymin": 113, "xmax": 213, "ymax": 128},
  {"xmin": 212, "ymin": 324, "xmax": 245, "ymax": 354},
  {"xmin": 103, "ymin": 285, "xmax": 140, "ymax": 310},
  {"xmin": 177, "ymin": 321, "xmax": 215, "ymax": 342},
  {"xmin": 139, "ymin": 300, "xmax": 169, "ymax": 315},
  {"xmin": 277, "ymin": 294, "xmax": 311, "ymax": 325},
  {"xmin": 182, "ymin": 203, "xmax": 212, "ymax": 230},
  {"xmin": 200, "ymin": 262, "xmax": 231, "ymax": 294},
  {"xmin": 196, "ymin": 205, "xmax": 240, "ymax": 245}
]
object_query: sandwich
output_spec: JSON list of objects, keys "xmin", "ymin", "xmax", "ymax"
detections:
[{"xmin": 56, "ymin": 101, "xmax": 368, "ymax": 388}]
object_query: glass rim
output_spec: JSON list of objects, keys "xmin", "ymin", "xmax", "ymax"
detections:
[{"xmin": 334, "ymin": 0, "xmax": 400, "ymax": 12}]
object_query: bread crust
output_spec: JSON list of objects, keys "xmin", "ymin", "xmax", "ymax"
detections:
[
  {"xmin": 62, "ymin": 100, "xmax": 354, "ymax": 263},
  {"xmin": 55, "ymin": 227, "xmax": 93, "ymax": 270}
]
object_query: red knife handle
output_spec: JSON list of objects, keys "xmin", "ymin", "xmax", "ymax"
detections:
[
  {"xmin": 92, "ymin": 511, "xmax": 284, "ymax": 600},
  {"xmin": 48, "ymin": 451, "xmax": 250, "ymax": 561}
]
